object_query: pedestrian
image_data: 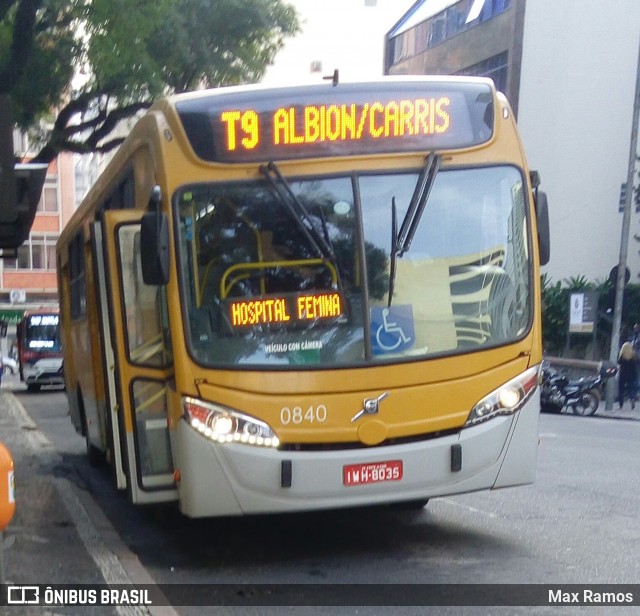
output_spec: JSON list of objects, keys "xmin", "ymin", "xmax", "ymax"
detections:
[
  {"xmin": 0, "ymin": 355, "xmax": 3, "ymax": 388},
  {"xmin": 617, "ymin": 341, "xmax": 637, "ymax": 409},
  {"xmin": 631, "ymin": 323, "xmax": 640, "ymax": 354},
  {"xmin": 630, "ymin": 322, "xmax": 640, "ymax": 375}
]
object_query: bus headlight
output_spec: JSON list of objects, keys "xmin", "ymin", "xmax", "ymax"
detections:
[
  {"xmin": 183, "ymin": 397, "xmax": 280, "ymax": 448},
  {"xmin": 465, "ymin": 366, "xmax": 539, "ymax": 427}
]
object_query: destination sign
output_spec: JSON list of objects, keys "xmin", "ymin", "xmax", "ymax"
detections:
[
  {"xmin": 228, "ymin": 292, "xmax": 343, "ymax": 328},
  {"xmin": 176, "ymin": 81, "xmax": 494, "ymax": 163},
  {"xmin": 220, "ymin": 97, "xmax": 451, "ymax": 152},
  {"xmin": 29, "ymin": 314, "xmax": 58, "ymax": 326}
]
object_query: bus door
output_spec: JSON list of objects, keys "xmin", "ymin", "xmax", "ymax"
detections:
[{"xmin": 96, "ymin": 210, "xmax": 177, "ymax": 505}]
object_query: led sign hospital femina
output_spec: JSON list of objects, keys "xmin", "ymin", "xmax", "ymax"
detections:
[{"xmin": 228, "ymin": 292, "xmax": 344, "ymax": 328}]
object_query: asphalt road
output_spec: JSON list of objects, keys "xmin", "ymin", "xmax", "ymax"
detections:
[{"xmin": 1, "ymin": 374, "xmax": 639, "ymax": 615}]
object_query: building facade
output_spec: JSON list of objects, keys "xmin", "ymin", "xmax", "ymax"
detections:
[
  {"xmin": 385, "ymin": 0, "xmax": 640, "ymax": 284},
  {"xmin": 0, "ymin": 138, "xmax": 102, "ymax": 356}
]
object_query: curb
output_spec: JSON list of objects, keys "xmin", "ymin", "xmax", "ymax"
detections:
[{"xmin": 1, "ymin": 391, "xmax": 178, "ymax": 616}]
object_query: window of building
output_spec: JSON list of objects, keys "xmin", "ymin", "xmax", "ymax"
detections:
[
  {"xmin": 387, "ymin": 0, "xmax": 512, "ymax": 70},
  {"xmin": 457, "ymin": 51, "xmax": 509, "ymax": 93},
  {"xmin": 32, "ymin": 237, "xmax": 46, "ymax": 269},
  {"xmin": 3, "ymin": 235, "xmax": 58, "ymax": 270},
  {"xmin": 37, "ymin": 184, "xmax": 59, "ymax": 213},
  {"xmin": 31, "ymin": 235, "xmax": 59, "ymax": 269},
  {"xmin": 75, "ymin": 152, "xmax": 103, "ymax": 207},
  {"xmin": 17, "ymin": 244, "xmax": 30, "ymax": 269}
]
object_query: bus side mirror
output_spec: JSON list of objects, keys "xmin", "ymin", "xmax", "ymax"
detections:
[
  {"xmin": 535, "ymin": 190, "xmax": 550, "ymax": 266},
  {"xmin": 140, "ymin": 187, "xmax": 170, "ymax": 285}
]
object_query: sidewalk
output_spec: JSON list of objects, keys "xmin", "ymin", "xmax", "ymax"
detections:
[
  {"xmin": 0, "ymin": 389, "xmax": 122, "ymax": 614},
  {"xmin": 0, "ymin": 388, "xmax": 175, "ymax": 615},
  {"xmin": 594, "ymin": 398, "xmax": 640, "ymax": 421}
]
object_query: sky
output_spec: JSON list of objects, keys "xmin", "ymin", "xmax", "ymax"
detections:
[{"xmin": 261, "ymin": 0, "xmax": 417, "ymax": 85}]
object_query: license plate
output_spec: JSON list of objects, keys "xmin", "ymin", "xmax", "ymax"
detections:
[{"xmin": 343, "ymin": 460, "xmax": 403, "ymax": 486}]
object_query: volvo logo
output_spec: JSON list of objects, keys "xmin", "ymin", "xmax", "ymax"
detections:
[{"xmin": 351, "ymin": 392, "xmax": 390, "ymax": 423}]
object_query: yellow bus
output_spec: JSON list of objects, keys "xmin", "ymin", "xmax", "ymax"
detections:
[{"xmin": 57, "ymin": 77, "xmax": 550, "ymax": 517}]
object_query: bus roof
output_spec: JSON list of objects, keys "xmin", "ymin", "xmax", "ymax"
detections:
[{"xmin": 58, "ymin": 76, "xmax": 499, "ymax": 249}]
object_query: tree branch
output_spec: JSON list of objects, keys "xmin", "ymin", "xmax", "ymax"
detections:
[
  {"xmin": 84, "ymin": 102, "xmax": 151, "ymax": 148},
  {"xmin": 51, "ymin": 92, "xmax": 102, "ymax": 132},
  {"xmin": 32, "ymin": 98, "xmax": 151, "ymax": 163},
  {"xmin": 53, "ymin": 135, "xmax": 126, "ymax": 155}
]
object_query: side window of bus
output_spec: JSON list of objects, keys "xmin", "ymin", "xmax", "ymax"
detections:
[
  {"xmin": 69, "ymin": 232, "xmax": 86, "ymax": 319},
  {"xmin": 117, "ymin": 224, "xmax": 172, "ymax": 368},
  {"xmin": 102, "ymin": 171, "xmax": 136, "ymax": 211}
]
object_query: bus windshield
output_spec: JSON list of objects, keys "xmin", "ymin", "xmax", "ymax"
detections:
[
  {"xmin": 24, "ymin": 314, "xmax": 62, "ymax": 352},
  {"xmin": 176, "ymin": 165, "xmax": 531, "ymax": 368}
]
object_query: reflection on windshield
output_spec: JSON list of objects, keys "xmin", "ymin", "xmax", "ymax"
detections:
[{"xmin": 176, "ymin": 166, "xmax": 531, "ymax": 368}]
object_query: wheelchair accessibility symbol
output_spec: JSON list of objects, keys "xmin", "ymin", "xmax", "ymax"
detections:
[{"xmin": 370, "ymin": 305, "xmax": 415, "ymax": 355}]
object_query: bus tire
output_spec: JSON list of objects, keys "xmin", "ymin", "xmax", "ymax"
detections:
[
  {"xmin": 27, "ymin": 383, "xmax": 41, "ymax": 392},
  {"xmin": 388, "ymin": 498, "xmax": 429, "ymax": 510}
]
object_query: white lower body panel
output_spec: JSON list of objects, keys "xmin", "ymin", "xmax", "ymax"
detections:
[
  {"xmin": 23, "ymin": 358, "xmax": 65, "ymax": 388},
  {"xmin": 173, "ymin": 390, "xmax": 540, "ymax": 518}
]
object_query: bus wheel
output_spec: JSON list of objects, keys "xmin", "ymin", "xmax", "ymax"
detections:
[
  {"xmin": 27, "ymin": 383, "xmax": 41, "ymax": 392},
  {"xmin": 387, "ymin": 498, "xmax": 429, "ymax": 511}
]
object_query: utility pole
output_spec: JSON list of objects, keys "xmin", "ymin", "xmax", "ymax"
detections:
[{"xmin": 606, "ymin": 38, "xmax": 640, "ymax": 409}]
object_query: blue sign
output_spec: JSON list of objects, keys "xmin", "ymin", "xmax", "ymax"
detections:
[{"xmin": 370, "ymin": 305, "xmax": 415, "ymax": 355}]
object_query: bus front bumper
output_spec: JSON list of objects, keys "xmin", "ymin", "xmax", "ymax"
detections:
[
  {"xmin": 172, "ymin": 390, "xmax": 540, "ymax": 518},
  {"xmin": 23, "ymin": 361, "xmax": 65, "ymax": 388}
]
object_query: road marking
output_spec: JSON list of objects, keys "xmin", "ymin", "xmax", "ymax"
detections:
[
  {"xmin": 54, "ymin": 478, "xmax": 150, "ymax": 616},
  {"xmin": 439, "ymin": 497, "xmax": 499, "ymax": 518},
  {"xmin": 5, "ymin": 393, "xmax": 177, "ymax": 616}
]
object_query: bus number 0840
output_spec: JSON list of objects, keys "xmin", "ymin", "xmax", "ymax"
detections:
[{"xmin": 280, "ymin": 405, "xmax": 327, "ymax": 425}]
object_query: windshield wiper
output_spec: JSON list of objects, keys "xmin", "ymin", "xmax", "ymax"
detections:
[
  {"xmin": 388, "ymin": 197, "xmax": 398, "ymax": 307},
  {"xmin": 388, "ymin": 153, "xmax": 441, "ymax": 306},
  {"xmin": 260, "ymin": 162, "xmax": 345, "ymax": 300},
  {"xmin": 260, "ymin": 161, "xmax": 335, "ymax": 260},
  {"xmin": 397, "ymin": 152, "xmax": 440, "ymax": 256}
]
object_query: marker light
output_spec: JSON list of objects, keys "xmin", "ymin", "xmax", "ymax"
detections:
[
  {"xmin": 183, "ymin": 397, "xmax": 279, "ymax": 448},
  {"xmin": 465, "ymin": 366, "xmax": 539, "ymax": 427}
]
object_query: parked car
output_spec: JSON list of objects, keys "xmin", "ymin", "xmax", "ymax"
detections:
[{"xmin": 2, "ymin": 356, "xmax": 18, "ymax": 375}]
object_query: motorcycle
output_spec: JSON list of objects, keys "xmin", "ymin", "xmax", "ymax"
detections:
[{"xmin": 540, "ymin": 362, "xmax": 617, "ymax": 416}]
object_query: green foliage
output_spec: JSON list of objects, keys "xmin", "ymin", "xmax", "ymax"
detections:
[
  {"xmin": 149, "ymin": 0, "xmax": 299, "ymax": 92},
  {"xmin": 540, "ymin": 274, "xmax": 566, "ymax": 355},
  {"xmin": 1, "ymin": 0, "xmax": 79, "ymax": 126},
  {"xmin": 541, "ymin": 273, "xmax": 640, "ymax": 358},
  {"xmin": 0, "ymin": 0, "xmax": 300, "ymax": 161},
  {"xmin": 82, "ymin": 0, "xmax": 171, "ymax": 101}
]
